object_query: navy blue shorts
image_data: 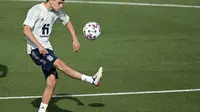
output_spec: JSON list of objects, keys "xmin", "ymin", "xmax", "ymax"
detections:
[{"xmin": 29, "ymin": 49, "xmax": 58, "ymax": 79}]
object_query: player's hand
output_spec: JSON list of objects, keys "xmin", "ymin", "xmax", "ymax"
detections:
[
  {"xmin": 72, "ymin": 39, "xmax": 80, "ymax": 52},
  {"xmin": 38, "ymin": 46, "xmax": 48, "ymax": 55}
]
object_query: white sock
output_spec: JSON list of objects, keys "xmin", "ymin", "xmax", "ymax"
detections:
[
  {"xmin": 38, "ymin": 102, "xmax": 48, "ymax": 112},
  {"xmin": 81, "ymin": 74, "xmax": 94, "ymax": 84}
]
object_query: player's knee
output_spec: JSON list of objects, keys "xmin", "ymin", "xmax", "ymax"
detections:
[{"xmin": 47, "ymin": 75, "xmax": 56, "ymax": 89}]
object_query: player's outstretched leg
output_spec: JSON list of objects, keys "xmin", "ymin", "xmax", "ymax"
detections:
[{"xmin": 53, "ymin": 58, "xmax": 103, "ymax": 86}]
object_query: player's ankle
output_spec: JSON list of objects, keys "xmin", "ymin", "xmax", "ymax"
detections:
[
  {"xmin": 81, "ymin": 74, "xmax": 94, "ymax": 84},
  {"xmin": 38, "ymin": 102, "xmax": 48, "ymax": 112}
]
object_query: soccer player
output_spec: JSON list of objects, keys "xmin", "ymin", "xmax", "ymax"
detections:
[{"xmin": 23, "ymin": 0, "xmax": 103, "ymax": 112}]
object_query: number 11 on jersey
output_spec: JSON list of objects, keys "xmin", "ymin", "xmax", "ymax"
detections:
[{"xmin": 42, "ymin": 24, "xmax": 50, "ymax": 36}]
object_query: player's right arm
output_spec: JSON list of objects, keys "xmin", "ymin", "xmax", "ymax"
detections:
[
  {"xmin": 23, "ymin": 6, "xmax": 48, "ymax": 55},
  {"xmin": 23, "ymin": 26, "xmax": 48, "ymax": 55}
]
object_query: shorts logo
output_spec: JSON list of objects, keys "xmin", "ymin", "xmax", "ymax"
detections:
[{"xmin": 47, "ymin": 55, "xmax": 53, "ymax": 62}]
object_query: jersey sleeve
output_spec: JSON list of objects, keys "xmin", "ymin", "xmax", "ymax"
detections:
[
  {"xmin": 23, "ymin": 6, "xmax": 39, "ymax": 29},
  {"xmin": 57, "ymin": 10, "xmax": 70, "ymax": 26}
]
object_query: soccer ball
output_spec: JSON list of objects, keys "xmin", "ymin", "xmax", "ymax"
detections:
[{"xmin": 83, "ymin": 22, "xmax": 101, "ymax": 40}]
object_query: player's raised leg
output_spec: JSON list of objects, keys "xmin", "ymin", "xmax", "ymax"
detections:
[
  {"xmin": 53, "ymin": 58, "xmax": 103, "ymax": 86},
  {"xmin": 38, "ymin": 74, "xmax": 56, "ymax": 112}
]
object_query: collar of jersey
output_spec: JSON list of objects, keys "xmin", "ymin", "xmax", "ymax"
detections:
[{"xmin": 41, "ymin": 3, "xmax": 50, "ymax": 12}]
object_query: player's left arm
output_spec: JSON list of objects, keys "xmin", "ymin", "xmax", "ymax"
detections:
[
  {"xmin": 66, "ymin": 21, "xmax": 80, "ymax": 52},
  {"xmin": 58, "ymin": 10, "xmax": 80, "ymax": 52}
]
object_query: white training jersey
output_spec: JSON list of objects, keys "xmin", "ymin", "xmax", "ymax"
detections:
[{"xmin": 23, "ymin": 3, "xmax": 70, "ymax": 54}]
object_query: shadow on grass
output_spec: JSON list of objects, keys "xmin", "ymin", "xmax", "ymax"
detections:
[
  {"xmin": 31, "ymin": 94, "xmax": 84, "ymax": 112},
  {"xmin": 31, "ymin": 93, "xmax": 106, "ymax": 111},
  {"xmin": 0, "ymin": 64, "xmax": 8, "ymax": 78},
  {"xmin": 88, "ymin": 103, "xmax": 105, "ymax": 107}
]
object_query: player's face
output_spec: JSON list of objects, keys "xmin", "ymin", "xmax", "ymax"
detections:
[{"xmin": 50, "ymin": 0, "xmax": 63, "ymax": 11}]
